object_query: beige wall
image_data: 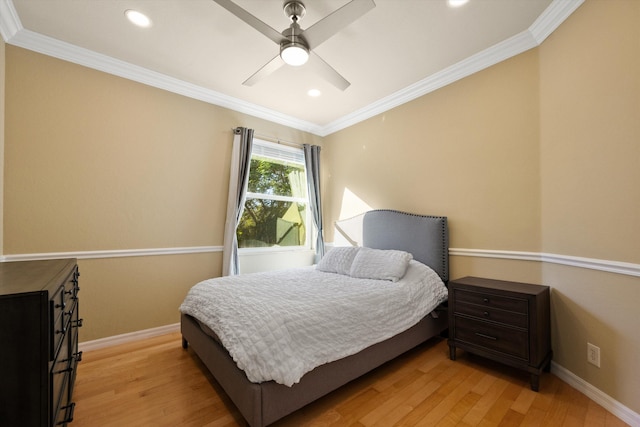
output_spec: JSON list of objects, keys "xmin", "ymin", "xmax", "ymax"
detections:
[
  {"xmin": 322, "ymin": 46, "xmax": 545, "ymax": 285},
  {"xmin": 3, "ymin": 45, "xmax": 321, "ymax": 341},
  {"xmin": 323, "ymin": 0, "xmax": 638, "ymax": 415},
  {"xmin": 323, "ymin": 49, "xmax": 542, "ymax": 253},
  {"xmin": 2, "ymin": 0, "xmax": 638, "ymax": 416},
  {"xmin": 539, "ymin": 0, "xmax": 640, "ymax": 414},
  {"xmin": 540, "ymin": 0, "xmax": 639, "ymax": 264}
]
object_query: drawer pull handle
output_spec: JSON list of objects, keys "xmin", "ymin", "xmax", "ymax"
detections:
[
  {"xmin": 55, "ymin": 302, "xmax": 66, "ymax": 309},
  {"xmin": 56, "ymin": 327, "xmax": 67, "ymax": 335},
  {"xmin": 57, "ymin": 402, "xmax": 76, "ymax": 425},
  {"xmin": 74, "ymin": 351, "xmax": 83, "ymax": 362},
  {"xmin": 483, "ymin": 311, "xmax": 489, "ymax": 317},
  {"xmin": 475, "ymin": 332, "xmax": 497, "ymax": 341},
  {"xmin": 483, "ymin": 298, "xmax": 489, "ymax": 303},
  {"xmin": 53, "ymin": 366, "xmax": 74, "ymax": 375}
]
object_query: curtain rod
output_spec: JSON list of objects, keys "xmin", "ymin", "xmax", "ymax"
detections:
[
  {"xmin": 255, "ymin": 133, "xmax": 304, "ymax": 148},
  {"xmin": 232, "ymin": 127, "xmax": 304, "ymax": 148}
]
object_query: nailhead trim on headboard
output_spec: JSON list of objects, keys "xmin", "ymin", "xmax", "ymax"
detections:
[{"xmin": 363, "ymin": 209, "xmax": 449, "ymax": 283}]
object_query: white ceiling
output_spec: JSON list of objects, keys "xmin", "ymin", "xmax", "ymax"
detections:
[{"xmin": 1, "ymin": 0, "xmax": 583, "ymax": 136}]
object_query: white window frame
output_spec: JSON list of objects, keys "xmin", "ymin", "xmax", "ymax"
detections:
[{"xmin": 238, "ymin": 139, "xmax": 312, "ymax": 253}]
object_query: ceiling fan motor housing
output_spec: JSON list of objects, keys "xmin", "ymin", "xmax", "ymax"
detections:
[
  {"xmin": 280, "ymin": 23, "xmax": 309, "ymax": 66},
  {"xmin": 280, "ymin": 3, "xmax": 309, "ymax": 66},
  {"xmin": 283, "ymin": 1, "xmax": 306, "ymax": 22},
  {"xmin": 282, "ymin": 23, "xmax": 308, "ymax": 47}
]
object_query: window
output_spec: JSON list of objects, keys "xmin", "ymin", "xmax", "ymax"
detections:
[{"xmin": 237, "ymin": 139, "xmax": 309, "ymax": 249}]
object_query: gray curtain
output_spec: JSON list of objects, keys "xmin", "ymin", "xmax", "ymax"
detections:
[
  {"xmin": 222, "ymin": 127, "xmax": 254, "ymax": 276},
  {"xmin": 303, "ymin": 144, "xmax": 325, "ymax": 262}
]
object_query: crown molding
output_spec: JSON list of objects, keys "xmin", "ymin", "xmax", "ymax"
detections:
[
  {"xmin": 530, "ymin": 0, "xmax": 585, "ymax": 44},
  {"xmin": 0, "ymin": 0, "xmax": 19, "ymax": 41},
  {"xmin": 0, "ymin": 0, "xmax": 583, "ymax": 137},
  {"xmin": 321, "ymin": 0, "xmax": 585, "ymax": 136},
  {"xmin": 8, "ymin": 29, "xmax": 325, "ymax": 135},
  {"xmin": 0, "ymin": 0, "xmax": 323, "ymax": 136},
  {"xmin": 321, "ymin": 29, "xmax": 539, "ymax": 136}
]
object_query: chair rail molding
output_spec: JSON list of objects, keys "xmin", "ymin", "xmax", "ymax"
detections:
[
  {"xmin": 3, "ymin": 246, "xmax": 638, "ymax": 278},
  {"xmin": 449, "ymin": 248, "xmax": 640, "ymax": 278}
]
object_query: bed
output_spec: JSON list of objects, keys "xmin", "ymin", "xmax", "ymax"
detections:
[{"xmin": 180, "ymin": 209, "xmax": 449, "ymax": 427}]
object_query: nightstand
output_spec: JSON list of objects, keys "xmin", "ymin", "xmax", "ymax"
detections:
[{"xmin": 447, "ymin": 276, "xmax": 552, "ymax": 391}]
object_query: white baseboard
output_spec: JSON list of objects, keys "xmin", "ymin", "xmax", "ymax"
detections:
[
  {"xmin": 551, "ymin": 361, "xmax": 640, "ymax": 426},
  {"xmin": 78, "ymin": 323, "xmax": 180, "ymax": 352}
]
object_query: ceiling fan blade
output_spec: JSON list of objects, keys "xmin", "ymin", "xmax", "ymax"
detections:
[
  {"xmin": 211, "ymin": 0, "xmax": 284, "ymax": 45},
  {"xmin": 310, "ymin": 52, "xmax": 350, "ymax": 91},
  {"xmin": 242, "ymin": 55, "xmax": 285, "ymax": 87},
  {"xmin": 303, "ymin": 0, "xmax": 376, "ymax": 48}
]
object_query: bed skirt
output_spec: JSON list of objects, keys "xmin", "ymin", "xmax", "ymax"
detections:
[{"xmin": 181, "ymin": 307, "xmax": 448, "ymax": 427}]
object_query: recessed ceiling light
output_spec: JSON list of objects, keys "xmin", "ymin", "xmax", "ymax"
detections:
[
  {"xmin": 125, "ymin": 9, "xmax": 152, "ymax": 28},
  {"xmin": 308, "ymin": 89, "xmax": 321, "ymax": 97},
  {"xmin": 448, "ymin": 0, "xmax": 469, "ymax": 7}
]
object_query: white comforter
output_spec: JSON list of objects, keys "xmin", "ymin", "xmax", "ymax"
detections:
[{"xmin": 179, "ymin": 260, "xmax": 448, "ymax": 386}]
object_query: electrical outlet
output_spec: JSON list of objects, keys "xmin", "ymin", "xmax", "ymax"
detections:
[{"xmin": 587, "ymin": 343, "xmax": 600, "ymax": 367}]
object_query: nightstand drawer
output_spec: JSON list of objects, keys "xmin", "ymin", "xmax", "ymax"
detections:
[
  {"xmin": 454, "ymin": 288, "xmax": 528, "ymax": 314},
  {"xmin": 448, "ymin": 276, "xmax": 551, "ymax": 391},
  {"xmin": 455, "ymin": 301, "xmax": 528, "ymax": 328},
  {"xmin": 454, "ymin": 315, "xmax": 529, "ymax": 360}
]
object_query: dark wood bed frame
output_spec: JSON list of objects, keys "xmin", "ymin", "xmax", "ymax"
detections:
[{"xmin": 181, "ymin": 210, "xmax": 449, "ymax": 427}]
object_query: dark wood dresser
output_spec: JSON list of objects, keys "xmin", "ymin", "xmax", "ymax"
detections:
[
  {"xmin": 0, "ymin": 259, "xmax": 82, "ymax": 426},
  {"xmin": 447, "ymin": 276, "xmax": 552, "ymax": 391}
]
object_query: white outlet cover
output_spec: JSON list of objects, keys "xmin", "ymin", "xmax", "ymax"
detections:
[{"xmin": 587, "ymin": 343, "xmax": 601, "ymax": 368}]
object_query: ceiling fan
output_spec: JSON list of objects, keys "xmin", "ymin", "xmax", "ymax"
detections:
[{"xmin": 211, "ymin": 0, "xmax": 376, "ymax": 91}]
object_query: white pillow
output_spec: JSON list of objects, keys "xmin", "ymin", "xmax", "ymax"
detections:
[
  {"xmin": 349, "ymin": 247, "xmax": 413, "ymax": 282},
  {"xmin": 316, "ymin": 246, "xmax": 361, "ymax": 276}
]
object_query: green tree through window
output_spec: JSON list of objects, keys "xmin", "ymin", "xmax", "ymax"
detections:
[{"xmin": 237, "ymin": 140, "xmax": 308, "ymax": 248}]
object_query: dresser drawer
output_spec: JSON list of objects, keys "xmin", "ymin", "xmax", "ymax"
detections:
[
  {"xmin": 50, "ymin": 284, "xmax": 67, "ymax": 360},
  {"xmin": 52, "ymin": 357, "xmax": 77, "ymax": 427},
  {"xmin": 50, "ymin": 268, "xmax": 78, "ymax": 360},
  {"xmin": 454, "ymin": 288, "xmax": 528, "ymax": 314},
  {"xmin": 51, "ymin": 314, "xmax": 72, "ymax": 426},
  {"xmin": 453, "ymin": 315, "xmax": 529, "ymax": 360},
  {"xmin": 52, "ymin": 369, "xmax": 72, "ymax": 427},
  {"xmin": 455, "ymin": 301, "xmax": 528, "ymax": 329}
]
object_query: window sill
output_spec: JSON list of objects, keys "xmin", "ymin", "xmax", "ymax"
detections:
[{"xmin": 238, "ymin": 247, "xmax": 316, "ymax": 274}]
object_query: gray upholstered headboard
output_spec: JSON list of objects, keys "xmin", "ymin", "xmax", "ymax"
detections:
[{"xmin": 362, "ymin": 210, "xmax": 449, "ymax": 283}]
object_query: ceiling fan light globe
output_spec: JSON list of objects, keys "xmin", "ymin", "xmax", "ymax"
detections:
[{"xmin": 280, "ymin": 43, "xmax": 309, "ymax": 66}]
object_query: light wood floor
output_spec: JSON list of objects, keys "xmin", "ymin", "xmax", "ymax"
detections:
[{"xmin": 72, "ymin": 332, "xmax": 628, "ymax": 427}]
